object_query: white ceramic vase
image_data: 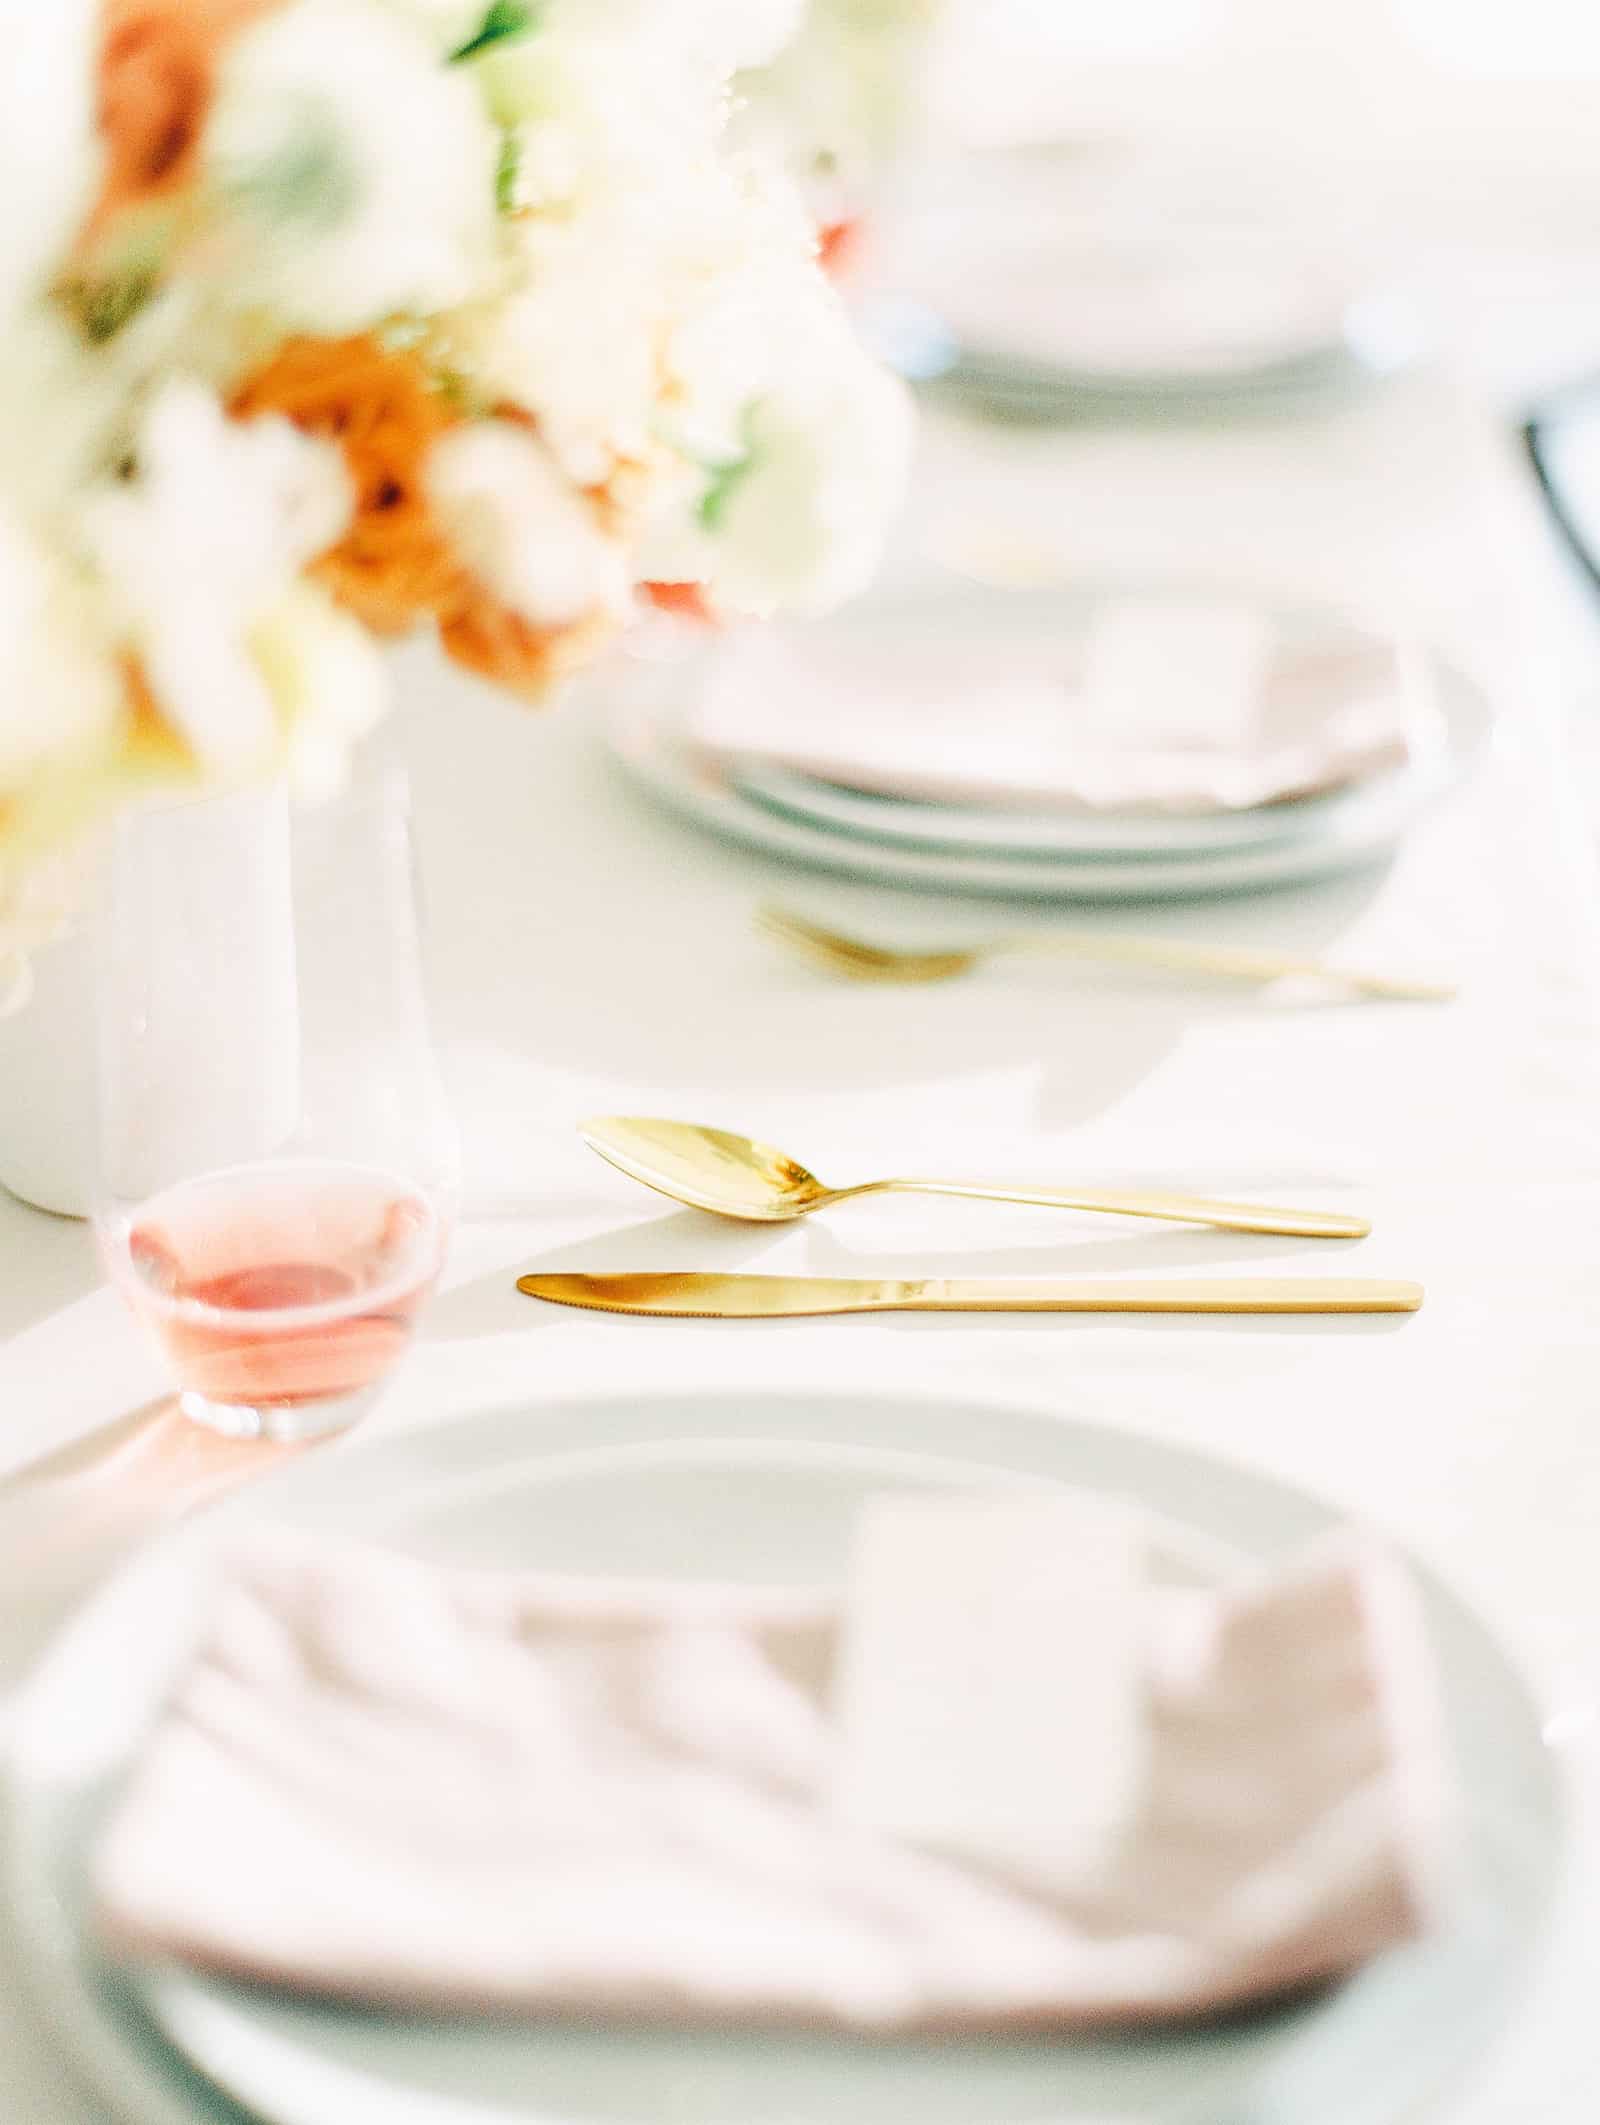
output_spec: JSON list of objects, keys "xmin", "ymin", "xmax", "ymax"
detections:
[
  {"xmin": 0, "ymin": 922, "xmax": 97, "ymax": 1217},
  {"xmin": 0, "ymin": 784, "xmax": 302, "ymax": 1221}
]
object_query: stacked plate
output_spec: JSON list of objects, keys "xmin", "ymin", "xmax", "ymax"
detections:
[
  {"xmin": 866, "ymin": 253, "xmax": 1418, "ymax": 423},
  {"xmin": 604, "ymin": 585, "xmax": 1490, "ymax": 903},
  {"xmin": 861, "ymin": 147, "xmax": 1421, "ymax": 421}
]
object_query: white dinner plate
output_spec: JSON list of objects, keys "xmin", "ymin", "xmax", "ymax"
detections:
[
  {"xmin": 931, "ymin": 300, "xmax": 1422, "ymax": 418},
  {"xmin": 931, "ymin": 338, "xmax": 1396, "ymax": 424},
  {"xmin": 936, "ymin": 364, "xmax": 1379, "ymax": 426},
  {"xmin": 730, "ymin": 756, "xmax": 1423, "ymax": 860},
  {"xmin": 5, "ymin": 1391, "xmax": 1561, "ymax": 2125},
  {"xmin": 866, "ymin": 142, "xmax": 1421, "ymax": 414},
  {"xmin": 605, "ymin": 657, "xmax": 1490, "ymax": 903},
  {"xmin": 860, "ymin": 287, "xmax": 1417, "ymax": 420}
]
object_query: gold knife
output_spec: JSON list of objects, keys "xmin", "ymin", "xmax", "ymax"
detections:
[{"xmin": 517, "ymin": 1272, "xmax": 1424, "ymax": 1318}]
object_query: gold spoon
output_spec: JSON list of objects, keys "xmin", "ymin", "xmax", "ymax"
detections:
[
  {"xmin": 580, "ymin": 1117, "xmax": 1370, "ymax": 1240},
  {"xmin": 758, "ymin": 905, "xmax": 1457, "ymax": 1003}
]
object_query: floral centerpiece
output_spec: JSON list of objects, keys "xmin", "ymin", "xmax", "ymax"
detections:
[{"xmin": 0, "ymin": 0, "xmax": 912, "ymax": 979}]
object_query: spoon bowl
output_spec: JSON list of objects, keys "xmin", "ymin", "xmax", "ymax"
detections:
[
  {"xmin": 580, "ymin": 1117, "xmax": 831, "ymax": 1222},
  {"xmin": 756, "ymin": 909, "xmax": 977, "ymax": 984},
  {"xmin": 578, "ymin": 1117, "xmax": 1371, "ymax": 1240}
]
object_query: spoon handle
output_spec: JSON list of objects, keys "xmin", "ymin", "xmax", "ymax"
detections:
[
  {"xmin": 997, "ymin": 931, "xmax": 1455, "ymax": 1003},
  {"xmin": 851, "ymin": 1178, "xmax": 1369, "ymax": 1241}
]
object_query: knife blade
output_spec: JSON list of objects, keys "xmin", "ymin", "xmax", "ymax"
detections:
[{"xmin": 516, "ymin": 1272, "xmax": 1424, "ymax": 1318}]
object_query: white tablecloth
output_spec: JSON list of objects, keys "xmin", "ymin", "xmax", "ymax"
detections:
[{"xmin": 5, "ymin": 370, "xmax": 1600, "ymax": 2119}]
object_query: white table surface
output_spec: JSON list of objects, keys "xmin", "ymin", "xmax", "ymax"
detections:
[{"xmin": 5, "ymin": 368, "xmax": 1600, "ymax": 2121}]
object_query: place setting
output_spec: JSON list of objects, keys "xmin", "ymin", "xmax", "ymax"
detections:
[
  {"xmin": 5, "ymin": 1383, "xmax": 1560, "ymax": 2125},
  {"xmin": 0, "ymin": 1047, "xmax": 1495, "ymax": 2125},
  {"xmin": 604, "ymin": 578, "xmax": 1492, "ymax": 909}
]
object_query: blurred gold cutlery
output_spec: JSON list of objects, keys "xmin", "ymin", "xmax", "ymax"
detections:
[
  {"xmin": 580, "ymin": 1116, "xmax": 1369, "ymax": 1240},
  {"xmin": 518, "ymin": 1271, "xmax": 1423, "ymax": 1318},
  {"xmin": 758, "ymin": 905, "xmax": 1457, "ymax": 1003}
]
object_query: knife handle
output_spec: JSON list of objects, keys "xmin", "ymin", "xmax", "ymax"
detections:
[
  {"xmin": 515, "ymin": 1272, "xmax": 1424, "ymax": 1318},
  {"xmin": 902, "ymin": 1279, "xmax": 1422, "ymax": 1315}
]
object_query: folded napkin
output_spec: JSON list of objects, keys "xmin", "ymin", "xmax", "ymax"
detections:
[
  {"xmin": 690, "ymin": 599, "xmax": 1439, "ymax": 817},
  {"xmin": 93, "ymin": 1523, "xmax": 1451, "ymax": 2036}
]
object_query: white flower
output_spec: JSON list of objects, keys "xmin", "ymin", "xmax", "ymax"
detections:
[
  {"xmin": 457, "ymin": 208, "xmax": 672, "ymax": 487},
  {"xmin": 737, "ymin": 0, "xmax": 943, "ymax": 198},
  {"xmin": 0, "ymin": 279, "xmax": 277, "ymax": 534},
  {"xmin": 717, "ymin": 358, "xmax": 913, "ymax": 613},
  {"xmin": 0, "ymin": 312, "xmax": 135, "ymax": 525},
  {"xmin": 651, "ymin": 159, "xmax": 821, "ymax": 470},
  {"xmin": 250, "ymin": 583, "xmax": 390, "ymax": 801},
  {"xmin": 637, "ymin": 166, "xmax": 913, "ymax": 616},
  {"xmin": 0, "ymin": 277, "xmax": 299, "ymax": 536},
  {"xmin": 427, "ymin": 421, "xmax": 631, "ymax": 627},
  {"xmin": 457, "ymin": 38, "xmax": 816, "ymax": 489},
  {"xmin": 82, "ymin": 383, "xmax": 353, "ymax": 777},
  {"xmin": 447, "ymin": 66, "xmax": 729, "ymax": 480},
  {"xmin": 0, "ymin": 0, "xmax": 98, "ymax": 325},
  {"xmin": 641, "ymin": 304, "xmax": 913, "ymax": 615},
  {"xmin": 206, "ymin": 0, "xmax": 500, "ymax": 333},
  {"xmin": 473, "ymin": 16, "xmax": 718, "ymax": 194},
  {"xmin": 457, "ymin": 34, "xmax": 911, "ymax": 618},
  {"xmin": 535, "ymin": 0, "xmax": 804, "ymax": 74},
  {"xmin": 0, "ymin": 507, "xmax": 121, "ymax": 789},
  {"xmin": 705, "ymin": 0, "xmax": 807, "ymax": 71},
  {"xmin": 374, "ymin": 0, "xmax": 491, "ymax": 55}
]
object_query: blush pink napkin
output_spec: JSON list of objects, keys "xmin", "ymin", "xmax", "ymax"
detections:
[
  {"xmin": 92, "ymin": 1534, "xmax": 1452, "ymax": 2035},
  {"xmin": 689, "ymin": 604, "xmax": 1438, "ymax": 817}
]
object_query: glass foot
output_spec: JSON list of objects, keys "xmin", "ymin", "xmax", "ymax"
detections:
[{"xmin": 177, "ymin": 1384, "xmax": 383, "ymax": 1442}]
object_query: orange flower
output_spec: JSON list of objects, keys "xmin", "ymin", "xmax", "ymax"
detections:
[
  {"xmin": 817, "ymin": 217, "xmax": 865, "ymax": 280},
  {"xmin": 87, "ymin": 0, "xmax": 278, "ymax": 243},
  {"xmin": 642, "ymin": 581, "xmax": 717, "ymax": 624},
  {"xmin": 439, "ymin": 599, "xmax": 613, "ymax": 701},
  {"xmin": 230, "ymin": 333, "xmax": 616, "ymax": 695},
  {"xmin": 230, "ymin": 333, "xmax": 465, "ymax": 634}
]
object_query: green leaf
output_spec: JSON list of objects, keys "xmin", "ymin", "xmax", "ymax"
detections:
[
  {"xmin": 62, "ymin": 206, "xmax": 177, "ymax": 342},
  {"xmin": 451, "ymin": 0, "xmax": 539, "ymax": 62},
  {"xmin": 494, "ymin": 130, "xmax": 522, "ymax": 214},
  {"xmin": 75, "ymin": 265, "xmax": 160, "ymax": 345},
  {"xmin": 696, "ymin": 405, "xmax": 765, "ymax": 532}
]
